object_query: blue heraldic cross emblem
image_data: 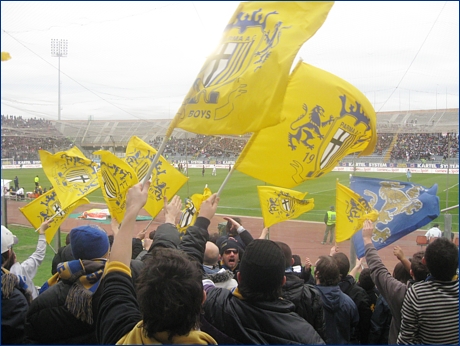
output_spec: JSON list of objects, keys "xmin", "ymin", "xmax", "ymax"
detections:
[{"xmin": 350, "ymin": 176, "xmax": 440, "ymax": 258}]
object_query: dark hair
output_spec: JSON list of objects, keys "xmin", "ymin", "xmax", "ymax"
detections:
[
  {"xmin": 357, "ymin": 268, "xmax": 374, "ymax": 291},
  {"xmin": 107, "ymin": 235, "xmax": 114, "ymax": 248},
  {"xmin": 432, "ymin": 223, "xmax": 439, "ymax": 228},
  {"xmin": 410, "ymin": 251, "xmax": 429, "ymax": 281},
  {"xmin": 275, "ymin": 241, "xmax": 292, "ymax": 269},
  {"xmin": 148, "ymin": 229, "xmax": 156, "ymax": 240},
  {"xmin": 1, "ymin": 250, "xmax": 15, "ymax": 270},
  {"xmin": 136, "ymin": 247, "xmax": 203, "ymax": 341},
  {"xmin": 226, "ymin": 217, "xmax": 242, "ymax": 236},
  {"xmin": 425, "ymin": 237, "xmax": 458, "ymax": 281},
  {"xmin": 315, "ymin": 255, "xmax": 340, "ymax": 286},
  {"xmin": 332, "ymin": 252, "xmax": 350, "ymax": 279},
  {"xmin": 292, "ymin": 254, "xmax": 302, "ymax": 267},
  {"xmin": 208, "ymin": 232, "xmax": 220, "ymax": 244},
  {"xmin": 65, "ymin": 233, "xmax": 71, "ymax": 246},
  {"xmin": 392, "ymin": 262, "xmax": 411, "ymax": 284}
]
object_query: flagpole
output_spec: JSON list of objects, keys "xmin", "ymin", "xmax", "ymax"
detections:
[
  {"xmin": 141, "ymin": 132, "xmax": 171, "ymax": 187},
  {"xmin": 217, "ymin": 165, "xmax": 235, "ymax": 197}
]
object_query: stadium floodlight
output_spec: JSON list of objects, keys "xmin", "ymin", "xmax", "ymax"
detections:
[{"xmin": 51, "ymin": 39, "xmax": 68, "ymax": 121}]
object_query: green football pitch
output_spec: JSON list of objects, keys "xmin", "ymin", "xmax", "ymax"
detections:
[{"xmin": 2, "ymin": 167, "xmax": 458, "ymax": 228}]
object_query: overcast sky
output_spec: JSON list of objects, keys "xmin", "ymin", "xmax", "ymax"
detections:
[{"xmin": 1, "ymin": 1, "xmax": 458, "ymax": 123}]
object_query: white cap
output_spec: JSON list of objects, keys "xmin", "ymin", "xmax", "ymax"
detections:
[{"xmin": 1, "ymin": 225, "xmax": 18, "ymax": 254}]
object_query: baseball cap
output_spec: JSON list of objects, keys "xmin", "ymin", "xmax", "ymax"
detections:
[{"xmin": 1, "ymin": 225, "xmax": 19, "ymax": 254}]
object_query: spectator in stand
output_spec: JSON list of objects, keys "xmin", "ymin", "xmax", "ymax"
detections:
[
  {"xmin": 357, "ymin": 268, "xmax": 379, "ymax": 312},
  {"xmin": 424, "ymin": 223, "xmax": 442, "ymax": 242},
  {"xmin": 1, "ymin": 221, "xmax": 49, "ymax": 299},
  {"xmin": 397, "ymin": 238, "xmax": 459, "ymax": 344},
  {"xmin": 202, "ymin": 242, "xmax": 238, "ymax": 291},
  {"xmin": 50, "ymin": 233, "xmax": 74, "ymax": 275}
]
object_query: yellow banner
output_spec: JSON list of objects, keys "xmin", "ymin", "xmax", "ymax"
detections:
[
  {"xmin": 335, "ymin": 181, "xmax": 378, "ymax": 242},
  {"xmin": 94, "ymin": 150, "xmax": 139, "ymax": 223},
  {"xmin": 235, "ymin": 61, "xmax": 376, "ymax": 188},
  {"xmin": 39, "ymin": 148, "xmax": 99, "ymax": 209},
  {"xmin": 125, "ymin": 136, "xmax": 188, "ymax": 219},
  {"xmin": 19, "ymin": 190, "xmax": 89, "ymax": 244},
  {"xmin": 257, "ymin": 185, "xmax": 314, "ymax": 228},
  {"xmin": 177, "ymin": 186, "xmax": 212, "ymax": 234},
  {"xmin": 170, "ymin": 2, "xmax": 334, "ymax": 135}
]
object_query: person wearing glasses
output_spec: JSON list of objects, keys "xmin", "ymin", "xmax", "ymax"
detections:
[{"xmin": 219, "ymin": 239, "xmax": 243, "ymax": 275}]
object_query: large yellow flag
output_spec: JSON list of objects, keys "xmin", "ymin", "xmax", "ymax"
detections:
[
  {"xmin": 94, "ymin": 150, "xmax": 139, "ymax": 223},
  {"xmin": 39, "ymin": 147, "xmax": 99, "ymax": 209},
  {"xmin": 19, "ymin": 190, "xmax": 89, "ymax": 244},
  {"xmin": 177, "ymin": 186, "xmax": 212, "ymax": 234},
  {"xmin": 170, "ymin": 2, "xmax": 334, "ymax": 135},
  {"xmin": 335, "ymin": 181, "xmax": 378, "ymax": 243},
  {"xmin": 235, "ymin": 61, "xmax": 377, "ymax": 188},
  {"xmin": 257, "ymin": 186, "xmax": 314, "ymax": 228},
  {"xmin": 125, "ymin": 136, "xmax": 188, "ymax": 219}
]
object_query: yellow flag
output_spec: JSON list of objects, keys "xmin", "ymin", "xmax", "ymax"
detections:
[
  {"xmin": 170, "ymin": 2, "xmax": 334, "ymax": 135},
  {"xmin": 125, "ymin": 136, "xmax": 188, "ymax": 219},
  {"xmin": 39, "ymin": 147, "xmax": 99, "ymax": 209},
  {"xmin": 177, "ymin": 186, "xmax": 212, "ymax": 234},
  {"xmin": 1, "ymin": 52, "xmax": 11, "ymax": 61},
  {"xmin": 335, "ymin": 181, "xmax": 379, "ymax": 243},
  {"xmin": 235, "ymin": 61, "xmax": 377, "ymax": 188},
  {"xmin": 257, "ymin": 186, "xmax": 314, "ymax": 228},
  {"xmin": 19, "ymin": 190, "xmax": 89, "ymax": 244},
  {"xmin": 94, "ymin": 150, "xmax": 139, "ymax": 223}
]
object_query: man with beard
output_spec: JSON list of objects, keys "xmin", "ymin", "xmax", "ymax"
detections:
[{"xmin": 218, "ymin": 238, "xmax": 243, "ymax": 275}]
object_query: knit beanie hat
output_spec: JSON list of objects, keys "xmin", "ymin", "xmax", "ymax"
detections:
[
  {"xmin": 238, "ymin": 239, "xmax": 285, "ymax": 292},
  {"xmin": 70, "ymin": 225, "xmax": 110, "ymax": 260},
  {"xmin": 219, "ymin": 238, "xmax": 242, "ymax": 256}
]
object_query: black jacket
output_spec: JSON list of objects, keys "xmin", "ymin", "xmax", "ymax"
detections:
[
  {"xmin": 51, "ymin": 245, "xmax": 74, "ymax": 275},
  {"xmin": 202, "ymin": 286, "xmax": 325, "ymax": 344},
  {"xmin": 282, "ymin": 272, "xmax": 326, "ymax": 341}
]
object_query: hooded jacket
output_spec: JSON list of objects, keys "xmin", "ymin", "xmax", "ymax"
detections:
[{"xmin": 316, "ymin": 285, "xmax": 359, "ymax": 344}]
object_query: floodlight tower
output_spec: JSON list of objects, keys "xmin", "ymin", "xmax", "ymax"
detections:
[{"xmin": 51, "ymin": 39, "xmax": 68, "ymax": 121}]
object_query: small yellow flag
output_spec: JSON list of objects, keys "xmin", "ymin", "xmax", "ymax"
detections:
[
  {"xmin": 94, "ymin": 150, "xmax": 139, "ymax": 223},
  {"xmin": 1, "ymin": 52, "xmax": 11, "ymax": 61},
  {"xmin": 335, "ymin": 181, "xmax": 379, "ymax": 242},
  {"xmin": 177, "ymin": 186, "xmax": 212, "ymax": 234},
  {"xmin": 125, "ymin": 136, "xmax": 188, "ymax": 219},
  {"xmin": 235, "ymin": 61, "xmax": 377, "ymax": 188},
  {"xmin": 19, "ymin": 190, "xmax": 89, "ymax": 245},
  {"xmin": 257, "ymin": 185, "xmax": 314, "ymax": 228},
  {"xmin": 170, "ymin": 2, "xmax": 334, "ymax": 135},
  {"xmin": 39, "ymin": 147, "xmax": 99, "ymax": 209}
]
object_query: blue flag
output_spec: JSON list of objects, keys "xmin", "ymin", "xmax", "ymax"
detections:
[{"xmin": 350, "ymin": 176, "xmax": 440, "ymax": 258}]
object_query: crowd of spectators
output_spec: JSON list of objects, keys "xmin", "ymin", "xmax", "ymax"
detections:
[
  {"xmin": 1, "ymin": 115, "xmax": 73, "ymax": 162},
  {"xmin": 2, "ymin": 115, "xmax": 458, "ymax": 163}
]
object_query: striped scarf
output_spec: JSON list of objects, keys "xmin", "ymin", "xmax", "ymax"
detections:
[
  {"xmin": 40, "ymin": 258, "xmax": 106, "ymax": 324},
  {"xmin": 1, "ymin": 267, "xmax": 32, "ymax": 303}
]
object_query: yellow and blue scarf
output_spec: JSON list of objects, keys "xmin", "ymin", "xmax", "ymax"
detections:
[{"xmin": 40, "ymin": 258, "xmax": 106, "ymax": 324}]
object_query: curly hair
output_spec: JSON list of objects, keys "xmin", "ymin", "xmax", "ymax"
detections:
[
  {"xmin": 315, "ymin": 255, "xmax": 340, "ymax": 286},
  {"xmin": 136, "ymin": 247, "xmax": 203, "ymax": 341},
  {"xmin": 425, "ymin": 237, "xmax": 458, "ymax": 281},
  {"xmin": 410, "ymin": 251, "xmax": 429, "ymax": 281}
]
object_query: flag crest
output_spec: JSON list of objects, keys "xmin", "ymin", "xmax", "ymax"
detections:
[
  {"xmin": 257, "ymin": 186, "xmax": 314, "ymax": 228},
  {"xmin": 171, "ymin": 2, "xmax": 334, "ymax": 135},
  {"xmin": 350, "ymin": 176, "xmax": 440, "ymax": 258},
  {"xmin": 39, "ymin": 147, "xmax": 99, "ymax": 209},
  {"xmin": 125, "ymin": 136, "xmax": 188, "ymax": 219},
  {"xmin": 235, "ymin": 61, "xmax": 377, "ymax": 188}
]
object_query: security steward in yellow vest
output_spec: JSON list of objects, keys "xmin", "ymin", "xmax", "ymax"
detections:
[{"xmin": 322, "ymin": 206, "xmax": 336, "ymax": 244}]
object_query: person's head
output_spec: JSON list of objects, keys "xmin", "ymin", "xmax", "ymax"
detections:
[
  {"xmin": 330, "ymin": 206, "xmax": 335, "ymax": 211},
  {"xmin": 65, "ymin": 232, "xmax": 71, "ymax": 246},
  {"xmin": 424, "ymin": 237, "xmax": 458, "ymax": 281},
  {"xmin": 208, "ymin": 232, "xmax": 220, "ymax": 244},
  {"xmin": 148, "ymin": 229, "xmax": 156, "ymax": 240},
  {"xmin": 219, "ymin": 238, "xmax": 241, "ymax": 271},
  {"xmin": 392, "ymin": 261, "xmax": 412, "ymax": 284},
  {"xmin": 69, "ymin": 225, "xmax": 110, "ymax": 260},
  {"xmin": 237, "ymin": 239, "xmax": 286, "ymax": 302},
  {"xmin": 275, "ymin": 241, "xmax": 293, "ymax": 269},
  {"xmin": 292, "ymin": 254, "xmax": 302, "ymax": 267},
  {"xmin": 1, "ymin": 225, "xmax": 18, "ymax": 270},
  {"xmin": 226, "ymin": 217, "xmax": 242, "ymax": 237},
  {"xmin": 357, "ymin": 268, "xmax": 375, "ymax": 291},
  {"xmin": 314, "ymin": 255, "xmax": 340, "ymax": 286},
  {"xmin": 410, "ymin": 251, "xmax": 429, "ymax": 281},
  {"xmin": 137, "ymin": 247, "xmax": 204, "ymax": 341},
  {"xmin": 332, "ymin": 252, "xmax": 350, "ymax": 280},
  {"xmin": 203, "ymin": 241, "xmax": 220, "ymax": 266},
  {"xmin": 432, "ymin": 223, "xmax": 439, "ymax": 228}
]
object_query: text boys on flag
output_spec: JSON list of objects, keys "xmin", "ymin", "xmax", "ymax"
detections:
[
  {"xmin": 257, "ymin": 185, "xmax": 314, "ymax": 228},
  {"xmin": 19, "ymin": 189, "xmax": 89, "ymax": 245},
  {"xmin": 335, "ymin": 180, "xmax": 378, "ymax": 243},
  {"xmin": 177, "ymin": 186, "xmax": 212, "ymax": 234},
  {"xmin": 125, "ymin": 136, "xmax": 188, "ymax": 219},
  {"xmin": 39, "ymin": 147, "xmax": 99, "ymax": 209},
  {"xmin": 350, "ymin": 176, "xmax": 440, "ymax": 258},
  {"xmin": 235, "ymin": 61, "xmax": 377, "ymax": 188},
  {"xmin": 170, "ymin": 2, "xmax": 334, "ymax": 135},
  {"xmin": 94, "ymin": 150, "xmax": 139, "ymax": 223}
]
